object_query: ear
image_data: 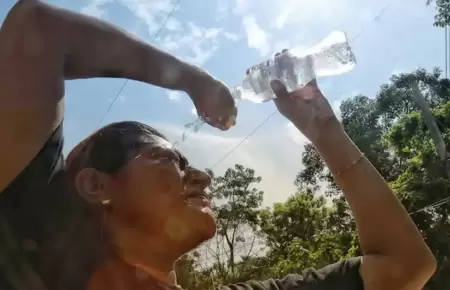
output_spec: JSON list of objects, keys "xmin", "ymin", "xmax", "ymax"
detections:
[{"xmin": 75, "ymin": 168, "xmax": 112, "ymax": 205}]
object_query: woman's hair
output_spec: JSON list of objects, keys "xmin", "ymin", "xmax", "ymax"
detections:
[{"xmin": 66, "ymin": 121, "xmax": 167, "ymax": 179}]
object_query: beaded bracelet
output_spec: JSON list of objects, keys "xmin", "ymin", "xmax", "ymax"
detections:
[{"xmin": 335, "ymin": 153, "xmax": 365, "ymax": 177}]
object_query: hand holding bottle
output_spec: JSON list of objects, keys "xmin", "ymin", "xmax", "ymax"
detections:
[
  {"xmin": 246, "ymin": 50, "xmax": 341, "ymax": 145},
  {"xmin": 186, "ymin": 70, "xmax": 237, "ymax": 130}
]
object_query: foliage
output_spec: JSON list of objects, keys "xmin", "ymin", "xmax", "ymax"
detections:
[
  {"xmin": 427, "ymin": 0, "xmax": 450, "ymax": 27},
  {"xmin": 176, "ymin": 68, "xmax": 450, "ymax": 290}
]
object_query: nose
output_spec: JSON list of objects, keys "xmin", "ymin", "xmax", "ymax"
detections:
[{"xmin": 185, "ymin": 167, "xmax": 212, "ymax": 189}]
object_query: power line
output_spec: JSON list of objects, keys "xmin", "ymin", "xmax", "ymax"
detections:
[
  {"xmin": 208, "ymin": 3, "xmax": 392, "ymax": 170},
  {"xmin": 210, "ymin": 111, "xmax": 277, "ymax": 169},
  {"xmin": 98, "ymin": 0, "xmax": 181, "ymax": 126},
  {"xmin": 409, "ymin": 195, "xmax": 450, "ymax": 215}
]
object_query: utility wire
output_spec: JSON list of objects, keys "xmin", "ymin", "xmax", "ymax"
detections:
[
  {"xmin": 98, "ymin": 0, "xmax": 181, "ymax": 126},
  {"xmin": 208, "ymin": 3, "xmax": 392, "ymax": 170}
]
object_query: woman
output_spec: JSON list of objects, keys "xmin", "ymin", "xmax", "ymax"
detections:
[
  {"xmin": 0, "ymin": 1, "xmax": 436, "ymax": 290},
  {"xmin": 67, "ymin": 80, "xmax": 438, "ymax": 290}
]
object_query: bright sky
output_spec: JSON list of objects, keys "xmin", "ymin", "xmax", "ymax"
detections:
[{"xmin": 0, "ymin": 0, "xmax": 445, "ymax": 206}]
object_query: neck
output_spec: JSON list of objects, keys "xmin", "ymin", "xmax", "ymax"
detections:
[{"xmin": 109, "ymin": 222, "xmax": 181, "ymax": 286}]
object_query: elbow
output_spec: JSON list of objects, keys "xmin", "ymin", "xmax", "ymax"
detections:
[
  {"xmin": 6, "ymin": 1, "xmax": 48, "ymax": 24},
  {"xmin": 3, "ymin": 0, "xmax": 61, "ymax": 59},
  {"xmin": 398, "ymin": 250, "xmax": 437, "ymax": 288},
  {"xmin": 5, "ymin": 0, "xmax": 53, "ymax": 41},
  {"xmin": 411, "ymin": 252, "xmax": 437, "ymax": 282}
]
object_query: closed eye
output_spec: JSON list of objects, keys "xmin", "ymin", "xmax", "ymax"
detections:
[{"xmin": 143, "ymin": 147, "xmax": 188, "ymax": 170}]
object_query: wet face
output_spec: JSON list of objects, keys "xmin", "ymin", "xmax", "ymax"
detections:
[{"xmin": 104, "ymin": 134, "xmax": 216, "ymax": 251}]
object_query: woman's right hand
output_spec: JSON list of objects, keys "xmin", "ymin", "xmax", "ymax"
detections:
[{"xmin": 246, "ymin": 50, "xmax": 341, "ymax": 145}]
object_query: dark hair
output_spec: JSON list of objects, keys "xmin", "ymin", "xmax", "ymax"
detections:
[{"xmin": 67, "ymin": 121, "xmax": 167, "ymax": 178}]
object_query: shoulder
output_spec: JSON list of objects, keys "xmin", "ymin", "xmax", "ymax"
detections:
[{"xmin": 223, "ymin": 258, "xmax": 363, "ymax": 290}]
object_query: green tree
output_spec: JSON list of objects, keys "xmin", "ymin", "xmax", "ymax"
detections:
[
  {"xmin": 177, "ymin": 68, "xmax": 450, "ymax": 289},
  {"xmin": 258, "ymin": 191, "xmax": 354, "ymax": 276},
  {"xmin": 296, "ymin": 68, "xmax": 450, "ymax": 289},
  {"xmin": 385, "ymin": 103, "xmax": 450, "ymax": 290},
  {"xmin": 206, "ymin": 164, "xmax": 264, "ymax": 282},
  {"xmin": 427, "ymin": 0, "xmax": 450, "ymax": 27}
]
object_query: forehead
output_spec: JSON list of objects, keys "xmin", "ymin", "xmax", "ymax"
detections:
[
  {"xmin": 122, "ymin": 133, "xmax": 190, "ymax": 163},
  {"xmin": 126, "ymin": 134, "xmax": 174, "ymax": 150},
  {"xmin": 67, "ymin": 129, "xmax": 179, "ymax": 170}
]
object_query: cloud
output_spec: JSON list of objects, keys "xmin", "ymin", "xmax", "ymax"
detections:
[
  {"xmin": 190, "ymin": 106, "xmax": 198, "ymax": 116},
  {"xmin": 269, "ymin": 0, "xmax": 371, "ymax": 30},
  {"xmin": 166, "ymin": 91, "xmax": 183, "ymax": 102},
  {"xmin": 233, "ymin": 0, "xmax": 252, "ymax": 15},
  {"xmin": 230, "ymin": 0, "xmax": 403, "ymax": 64},
  {"xmin": 82, "ymin": 0, "xmax": 239, "ymax": 65},
  {"xmin": 118, "ymin": 0, "xmax": 181, "ymax": 35},
  {"xmin": 215, "ymin": 0, "xmax": 230, "ymax": 22},
  {"xmin": 164, "ymin": 18, "xmax": 183, "ymax": 32},
  {"xmin": 223, "ymin": 32, "xmax": 242, "ymax": 42},
  {"xmin": 81, "ymin": 0, "xmax": 112, "ymax": 18},
  {"xmin": 148, "ymin": 121, "xmax": 308, "ymax": 206},
  {"xmin": 273, "ymin": 0, "xmax": 297, "ymax": 29},
  {"xmin": 115, "ymin": 0, "xmax": 239, "ymax": 67},
  {"xmin": 242, "ymin": 15, "xmax": 271, "ymax": 56}
]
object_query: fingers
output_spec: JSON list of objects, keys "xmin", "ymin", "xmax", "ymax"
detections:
[
  {"xmin": 245, "ymin": 49, "xmax": 290, "ymax": 75},
  {"xmin": 245, "ymin": 49, "xmax": 291, "ymax": 101},
  {"xmin": 270, "ymin": 79, "xmax": 290, "ymax": 100},
  {"xmin": 273, "ymin": 49, "xmax": 291, "ymax": 99},
  {"xmin": 206, "ymin": 105, "xmax": 237, "ymax": 131}
]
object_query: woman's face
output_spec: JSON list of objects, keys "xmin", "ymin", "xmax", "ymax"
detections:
[{"xmin": 106, "ymin": 134, "xmax": 216, "ymax": 250}]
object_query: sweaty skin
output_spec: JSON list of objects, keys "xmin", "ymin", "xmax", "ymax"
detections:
[
  {"xmin": 0, "ymin": 1, "xmax": 437, "ymax": 290},
  {"xmin": 0, "ymin": 0, "xmax": 236, "ymax": 194}
]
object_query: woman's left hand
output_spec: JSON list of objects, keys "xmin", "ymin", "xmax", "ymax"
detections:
[
  {"xmin": 185, "ymin": 70, "xmax": 237, "ymax": 131},
  {"xmin": 246, "ymin": 50, "xmax": 340, "ymax": 145}
]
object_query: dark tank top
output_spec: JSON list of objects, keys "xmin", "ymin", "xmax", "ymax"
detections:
[{"xmin": 0, "ymin": 124, "xmax": 103, "ymax": 290}]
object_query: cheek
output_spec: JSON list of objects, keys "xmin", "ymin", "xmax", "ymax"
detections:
[
  {"xmin": 110, "ymin": 163, "xmax": 186, "ymax": 225},
  {"xmin": 129, "ymin": 159, "xmax": 184, "ymax": 194}
]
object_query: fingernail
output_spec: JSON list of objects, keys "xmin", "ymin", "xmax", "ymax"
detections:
[{"xmin": 224, "ymin": 115, "xmax": 236, "ymax": 129}]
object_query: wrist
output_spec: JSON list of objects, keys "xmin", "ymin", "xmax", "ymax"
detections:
[
  {"xmin": 313, "ymin": 117, "xmax": 346, "ymax": 149},
  {"xmin": 179, "ymin": 64, "xmax": 213, "ymax": 95},
  {"xmin": 311, "ymin": 118, "xmax": 363, "ymax": 175}
]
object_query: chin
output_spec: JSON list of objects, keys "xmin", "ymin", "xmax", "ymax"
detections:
[
  {"xmin": 199, "ymin": 211, "xmax": 217, "ymax": 239},
  {"xmin": 181, "ymin": 221, "xmax": 216, "ymax": 253},
  {"xmin": 191, "ymin": 211, "xmax": 216, "ymax": 245}
]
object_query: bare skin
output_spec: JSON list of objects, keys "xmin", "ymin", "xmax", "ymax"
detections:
[
  {"xmin": 0, "ymin": 1, "xmax": 437, "ymax": 290},
  {"xmin": 0, "ymin": 0, "xmax": 236, "ymax": 193},
  {"xmin": 75, "ymin": 135, "xmax": 216, "ymax": 289},
  {"xmin": 268, "ymin": 60, "xmax": 437, "ymax": 290},
  {"xmin": 87, "ymin": 61, "xmax": 438, "ymax": 290}
]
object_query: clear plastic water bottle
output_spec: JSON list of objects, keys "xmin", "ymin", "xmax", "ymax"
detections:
[
  {"xmin": 174, "ymin": 30, "xmax": 356, "ymax": 147},
  {"xmin": 232, "ymin": 30, "xmax": 356, "ymax": 103}
]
